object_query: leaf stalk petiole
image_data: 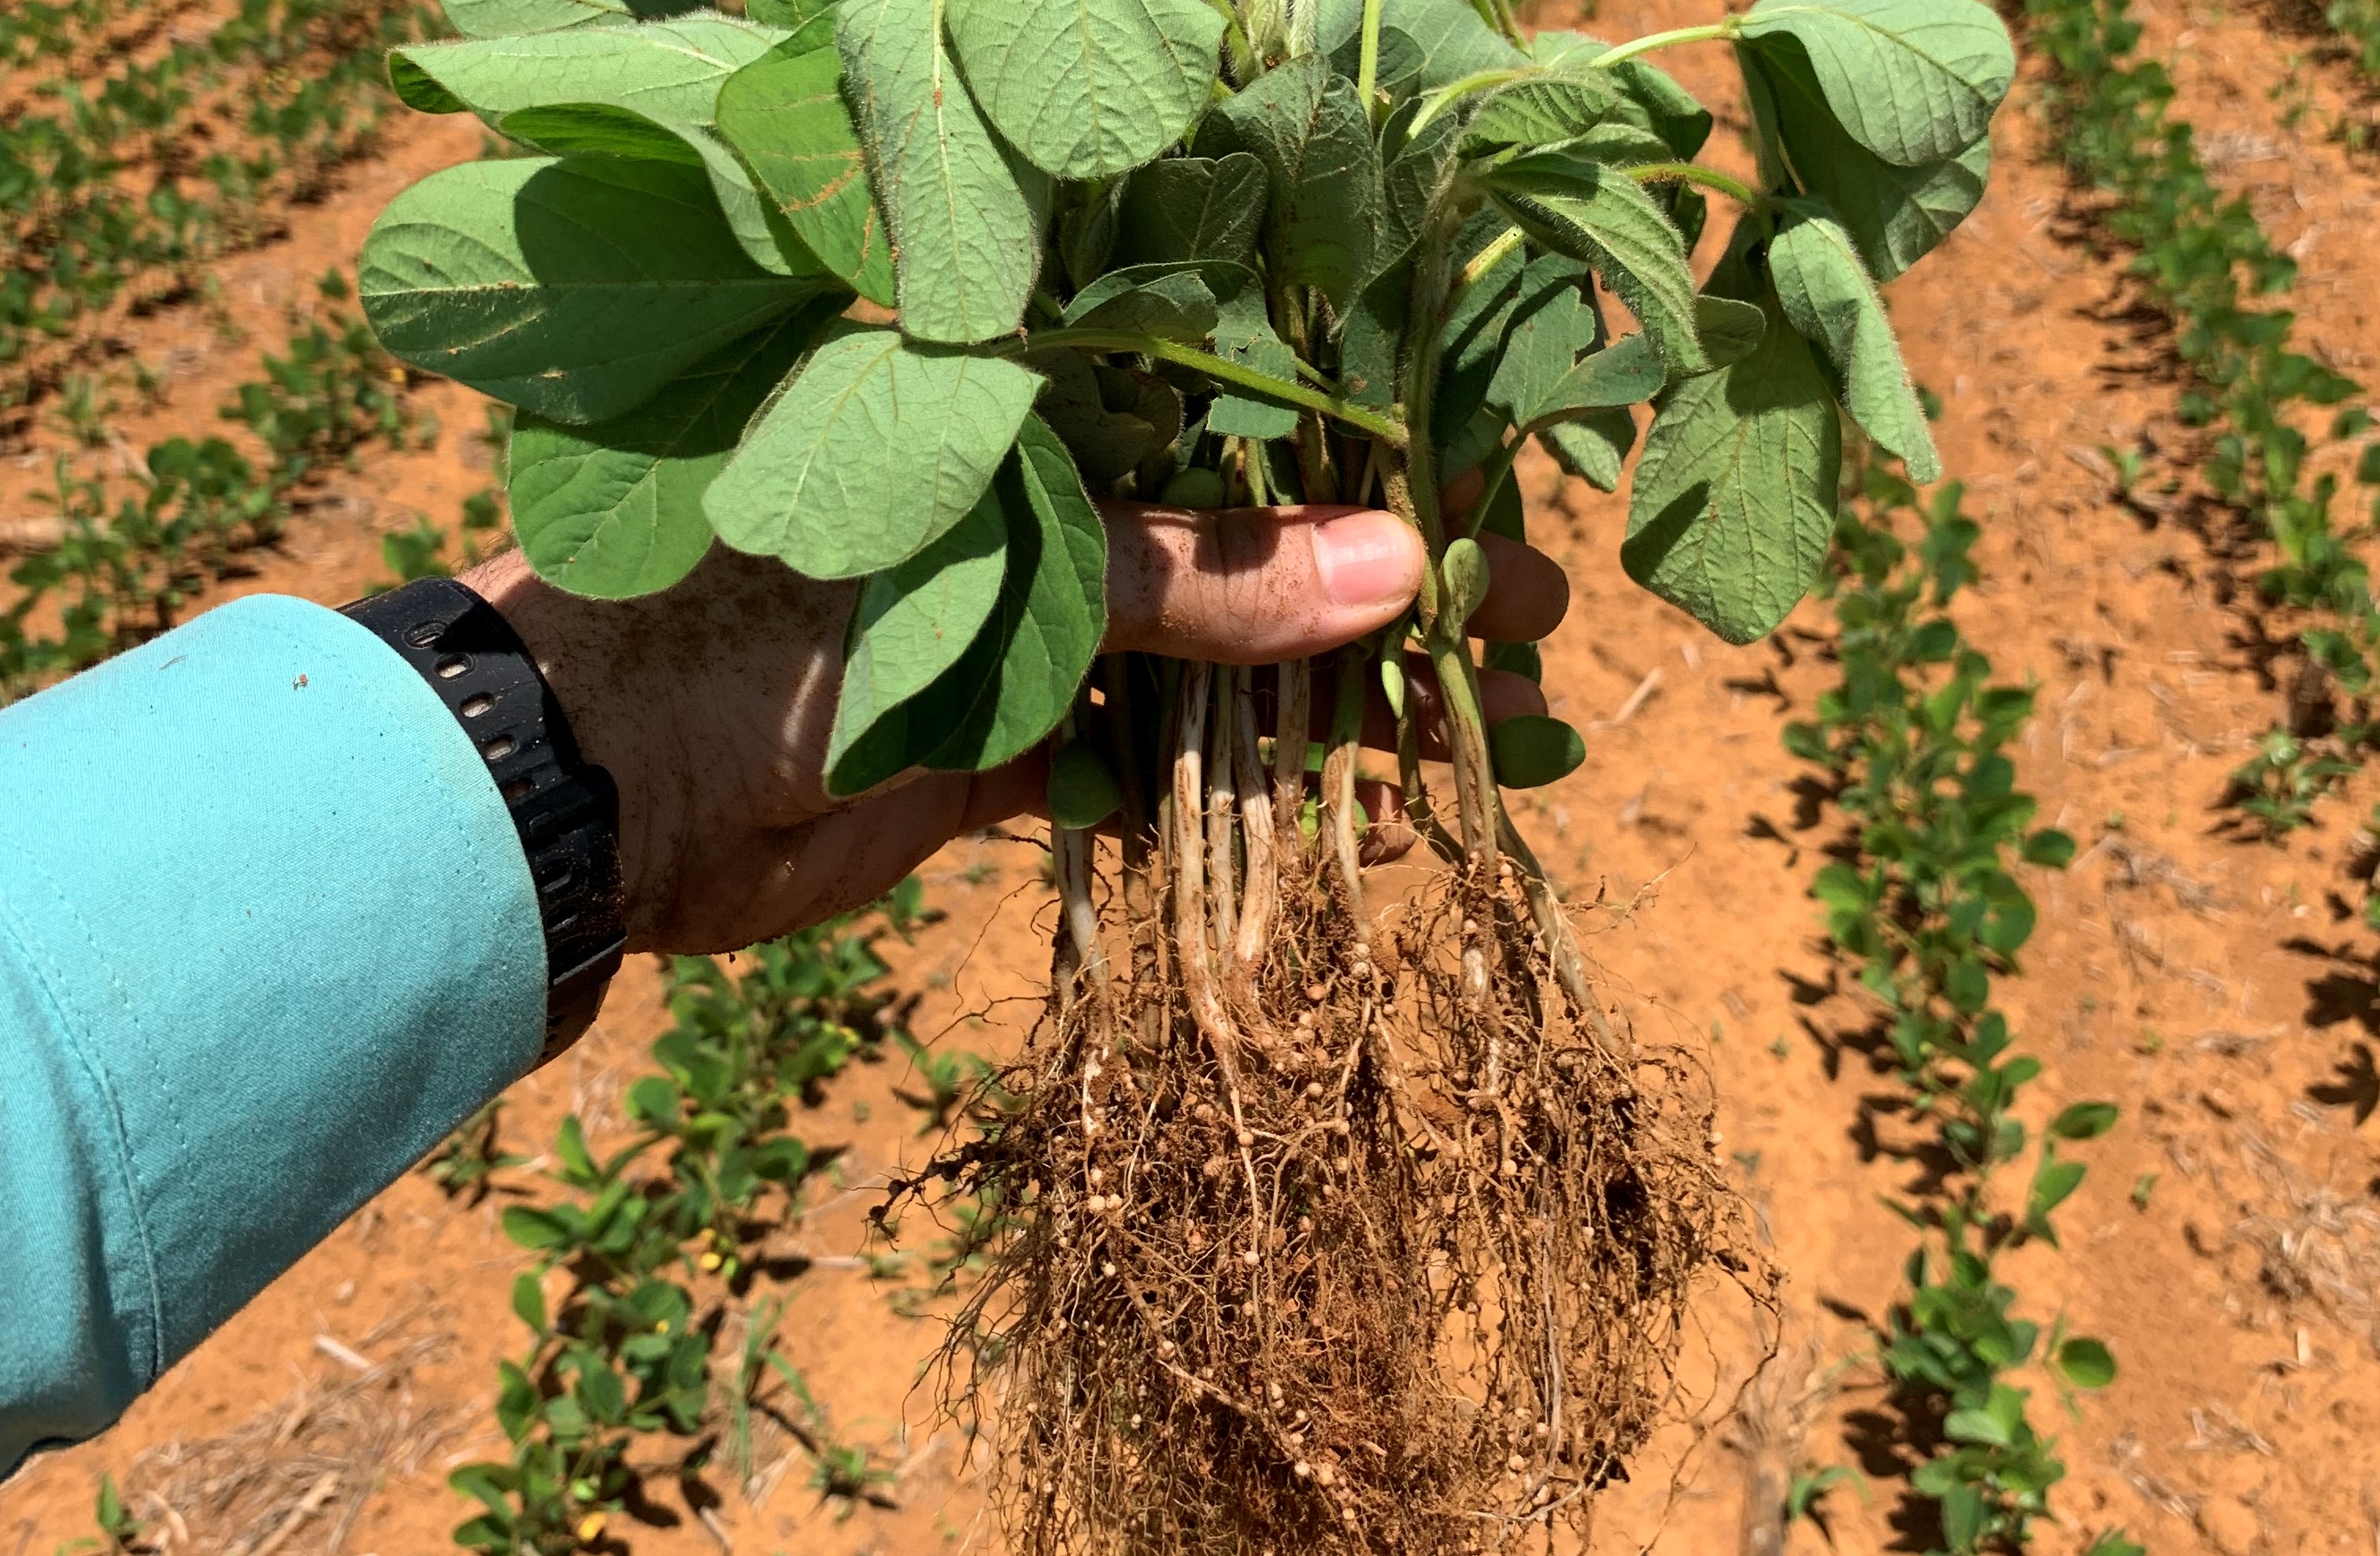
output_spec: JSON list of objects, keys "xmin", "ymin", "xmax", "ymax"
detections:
[
  {"xmin": 1019, "ymin": 327, "xmax": 1408, "ymax": 447},
  {"xmin": 1589, "ymin": 20, "xmax": 1739, "ymax": 69}
]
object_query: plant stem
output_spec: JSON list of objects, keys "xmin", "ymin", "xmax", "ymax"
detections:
[
  {"xmin": 1206, "ymin": 663, "xmax": 1238, "ymax": 952},
  {"xmin": 1020, "ymin": 329, "xmax": 1408, "ymax": 447},
  {"xmin": 1443, "ymin": 224, "xmax": 1524, "ymax": 323},
  {"xmin": 1627, "ymin": 161, "xmax": 1762, "ymax": 207},
  {"xmin": 1271, "ymin": 657, "xmax": 1311, "ymax": 848},
  {"xmin": 1231, "ymin": 666, "xmax": 1277, "ymax": 969},
  {"xmin": 1589, "ymin": 19, "xmax": 1738, "ymax": 69},
  {"xmin": 1320, "ymin": 645, "xmax": 1368, "ymax": 911},
  {"xmin": 1356, "ymin": 0, "xmax": 1386, "ymax": 102},
  {"xmin": 1396, "ymin": 206, "xmax": 1502, "ymax": 865},
  {"xmin": 1406, "ymin": 67, "xmax": 1529, "ymax": 137}
]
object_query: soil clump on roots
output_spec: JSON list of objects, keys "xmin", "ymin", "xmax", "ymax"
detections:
[{"xmin": 894, "ymin": 659, "xmax": 1757, "ymax": 1555}]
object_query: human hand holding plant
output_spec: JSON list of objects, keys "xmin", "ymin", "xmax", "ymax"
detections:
[{"xmin": 472, "ymin": 486, "xmax": 1566, "ymax": 952}]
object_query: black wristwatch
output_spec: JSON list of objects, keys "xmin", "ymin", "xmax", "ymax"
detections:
[{"xmin": 342, "ymin": 577, "xmax": 627, "ymax": 1066}]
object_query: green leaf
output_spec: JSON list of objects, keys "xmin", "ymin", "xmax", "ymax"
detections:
[
  {"xmin": 943, "ymin": 0, "xmax": 1223, "ymax": 179},
  {"xmin": 1742, "ymin": 41, "xmax": 1989, "ymax": 282},
  {"xmin": 716, "ymin": 35, "xmax": 899, "ymax": 305},
  {"xmin": 1485, "ymin": 255, "xmax": 1593, "ymax": 430},
  {"xmin": 1738, "ymin": 0, "xmax": 2015, "ymax": 166},
  {"xmin": 361, "ymin": 157, "xmax": 824, "ymax": 424},
  {"xmin": 1694, "ymin": 295, "xmax": 1767, "ymax": 368},
  {"xmin": 502, "ymin": 1205, "xmax": 572, "ymax": 1251},
  {"xmin": 1482, "ymin": 153, "xmax": 1707, "ymax": 375},
  {"xmin": 390, "ymin": 17, "xmax": 784, "ymax": 126},
  {"xmin": 838, "ymin": 0, "xmax": 1042, "ymax": 342},
  {"xmin": 749, "ymin": 0, "xmax": 834, "ymax": 26},
  {"xmin": 1030, "ymin": 348, "xmax": 1167, "ymax": 485},
  {"xmin": 494, "ymin": 102, "xmax": 815, "ymax": 278},
  {"xmin": 1049, "ymin": 741, "xmax": 1123, "ymax": 829},
  {"xmin": 1766, "ymin": 207, "xmax": 1941, "ymax": 480},
  {"xmin": 435, "ymin": 0, "xmax": 650, "ymax": 38},
  {"xmin": 1460, "ymin": 74, "xmax": 1619, "ymax": 154},
  {"xmin": 1540, "ymin": 415, "xmax": 1632, "ymax": 490},
  {"xmin": 705, "ymin": 327, "xmax": 1042, "ymax": 578},
  {"xmin": 2055, "ymin": 1336, "xmax": 2118, "ymax": 1389},
  {"xmin": 1207, "ymin": 286, "xmax": 1301, "ymax": 439},
  {"xmin": 1115, "ymin": 153, "xmax": 1268, "ymax": 268},
  {"xmin": 2049, "ymin": 1100, "xmax": 2119, "ymax": 1140},
  {"xmin": 1623, "ymin": 251, "xmax": 1839, "ymax": 642},
  {"xmin": 510, "ymin": 1270, "xmax": 549, "ymax": 1332},
  {"xmin": 1941, "ymin": 1406, "xmax": 2012, "ymax": 1447},
  {"xmin": 1316, "ymin": 0, "xmax": 1526, "ymax": 91},
  {"xmin": 511, "ymin": 305, "xmax": 835, "ymax": 598},
  {"xmin": 1514, "ymin": 332, "xmax": 1666, "ymax": 433},
  {"xmin": 1490, "ymin": 715, "xmax": 1586, "ymax": 788},
  {"xmin": 826, "ymin": 491, "xmax": 1012, "ymax": 790},
  {"xmin": 1060, "ymin": 261, "xmax": 1236, "ymax": 340},
  {"xmin": 1612, "ymin": 58, "xmax": 1715, "ymax": 160},
  {"xmin": 2029, "ymin": 1155, "xmax": 2086, "ymax": 1219},
  {"xmin": 2023, "ymin": 827, "xmax": 2077, "ymax": 867},
  {"xmin": 924, "ymin": 416, "xmax": 1109, "ymax": 771},
  {"xmin": 1194, "ymin": 54, "xmax": 1379, "ymax": 309}
]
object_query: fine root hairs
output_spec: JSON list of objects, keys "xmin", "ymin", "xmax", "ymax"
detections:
[{"xmin": 898, "ymin": 655, "xmax": 1750, "ymax": 1556}]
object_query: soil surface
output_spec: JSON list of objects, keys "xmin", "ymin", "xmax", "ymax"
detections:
[{"xmin": 7, "ymin": 2, "xmax": 2380, "ymax": 1554}]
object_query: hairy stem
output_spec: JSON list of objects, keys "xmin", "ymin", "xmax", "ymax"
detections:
[
  {"xmin": 1320, "ymin": 645, "xmax": 1368, "ymax": 912},
  {"xmin": 1017, "ymin": 329, "xmax": 1407, "ymax": 446},
  {"xmin": 1271, "ymin": 657, "xmax": 1311, "ymax": 851},
  {"xmin": 1206, "ymin": 661, "xmax": 1238, "ymax": 952},
  {"xmin": 1231, "ymin": 666, "xmax": 1278, "ymax": 970},
  {"xmin": 1053, "ymin": 821, "xmax": 1108, "ymax": 1000},
  {"xmin": 1627, "ymin": 161, "xmax": 1762, "ymax": 207},
  {"xmin": 1589, "ymin": 19, "xmax": 1738, "ymax": 68},
  {"xmin": 1171, "ymin": 663, "xmax": 1246, "ymax": 1097},
  {"xmin": 1356, "ymin": 0, "xmax": 1386, "ymax": 103}
]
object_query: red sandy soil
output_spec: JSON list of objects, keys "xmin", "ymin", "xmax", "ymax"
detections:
[{"xmin": 7, "ymin": 2, "xmax": 2380, "ymax": 1552}]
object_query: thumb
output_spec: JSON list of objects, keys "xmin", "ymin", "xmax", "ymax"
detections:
[{"xmin": 1097, "ymin": 502, "xmax": 1423, "ymax": 665}]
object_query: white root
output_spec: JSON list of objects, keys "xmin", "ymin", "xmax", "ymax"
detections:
[{"xmin": 1232, "ymin": 664, "xmax": 1278, "ymax": 969}]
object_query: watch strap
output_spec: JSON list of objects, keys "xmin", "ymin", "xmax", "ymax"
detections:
[{"xmin": 342, "ymin": 577, "xmax": 627, "ymax": 1066}]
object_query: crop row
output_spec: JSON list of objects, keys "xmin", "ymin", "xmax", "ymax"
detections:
[
  {"xmin": 1788, "ymin": 463, "xmax": 2134, "ymax": 1553},
  {"xmin": 0, "ymin": 272, "xmax": 423, "ymax": 704},
  {"xmin": 0, "ymin": 0, "xmax": 439, "ymax": 421},
  {"xmin": 429, "ymin": 887, "xmax": 942, "ymax": 1554},
  {"xmin": 2027, "ymin": 0, "xmax": 2380, "ymax": 830}
]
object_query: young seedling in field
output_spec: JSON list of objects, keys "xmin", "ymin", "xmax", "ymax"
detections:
[{"xmin": 365, "ymin": 0, "xmax": 2012, "ymax": 1545}]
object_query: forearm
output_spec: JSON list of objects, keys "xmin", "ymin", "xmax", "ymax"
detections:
[{"xmin": 0, "ymin": 595, "xmax": 546, "ymax": 1477}]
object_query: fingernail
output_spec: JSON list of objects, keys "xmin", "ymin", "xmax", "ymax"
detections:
[{"xmin": 1312, "ymin": 511, "xmax": 1419, "ymax": 608}]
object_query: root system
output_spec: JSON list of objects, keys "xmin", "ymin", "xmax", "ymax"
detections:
[{"xmin": 897, "ymin": 653, "xmax": 1757, "ymax": 1555}]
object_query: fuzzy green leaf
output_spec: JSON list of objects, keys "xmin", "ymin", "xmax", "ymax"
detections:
[
  {"xmin": 1538, "ymin": 416, "xmax": 1632, "ymax": 490},
  {"xmin": 509, "ymin": 305, "xmax": 833, "ymax": 598},
  {"xmin": 1623, "ymin": 255, "xmax": 1839, "ymax": 643},
  {"xmin": 1742, "ymin": 41, "xmax": 1988, "ymax": 281},
  {"xmin": 1207, "ymin": 286, "xmax": 1302, "ymax": 438},
  {"xmin": 1738, "ymin": 0, "xmax": 2014, "ymax": 166},
  {"xmin": 360, "ymin": 157, "xmax": 825, "ymax": 423},
  {"xmin": 1767, "ymin": 207, "xmax": 1940, "ymax": 480},
  {"xmin": 1460, "ymin": 75, "xmax": 1620, "ymax": 154},
  {"xmin": 1030, "ymin": 349, "xmax": 1166, "ymax": 485},
  {"xmin": 1060, "ymin": 261, "xmax": 1234, "ymax": 340},
  {"xmin": 838, "ymin": 0, "xmax": 1041, "ymax": 342},
  {"xmin": 390, "ymin": 17, "xmax": 783, "ymax": 126},
  {"xmin": 925, "ymin": 417, "xmax": 1109, "ymax": 771},
  {"xmin": 1486, "ymin": 258, "xmax": 1594, "ymax": 430},
  {"xmin": 1482, "ymin": 154, "xmax": 1707, "ymax": 375},
  {"xmin": 944, "ymin": 0, "xmax": 1223, "ymax": 179},
  {"xmin": 1115, "ymin": 153, "xmax": 1268, "ymax": 268},
  {"xmin": 716, "ymin": 35, "xmax": 898, "ymax": 305},
  {"xmin": 1194, "ymin": 54, "xmax": 1379, "ymax": 309},
  {"xmin": 1694, "ymin": 294, "xmax": 1768, "ymax": 368},
  {"xmin": 705, "ymin": 327, "xmax": 1042, "ymax": 578},
  {"xmin": 1516, "ymin": 331, "xmax": 1666, "ymax": 431},
  {"xmin": 825, "ymin": 491, "xmax": 1012, "ymax": 793}
]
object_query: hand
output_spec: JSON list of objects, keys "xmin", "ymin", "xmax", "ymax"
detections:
[{"xmin": 469, "ymin": 499, "xmax": 1568, "ymax": 954}]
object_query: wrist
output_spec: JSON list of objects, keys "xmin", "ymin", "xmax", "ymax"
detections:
[{"xmin": 463, "ymin": 551, "xmax": 685, "ymax": 950}]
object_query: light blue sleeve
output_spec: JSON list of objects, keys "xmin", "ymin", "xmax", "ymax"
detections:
[{"xmin": 0, "ymin": 594, "xmax": 548, "ymax": 1477}]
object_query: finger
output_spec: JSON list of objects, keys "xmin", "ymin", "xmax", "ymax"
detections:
[
  {"xmin": 1101, "ymin": 502, "xmax": 1424, "ymax": 664},
  {"xmin": 1468, "ymin": 533, "xmax": 1570, "ymax": 644},
  {"xmin": 1356, "ymin": 777, "xmax": 1419, "ymax": 866},
  {"xmin": 1441, "ymin": 467, "xmax": 1485, "ymax": 519}
]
